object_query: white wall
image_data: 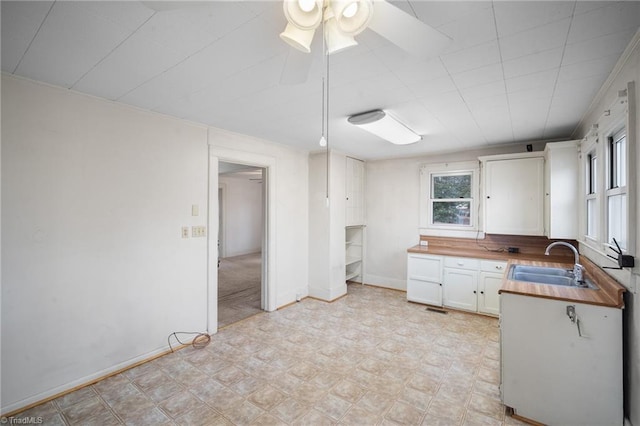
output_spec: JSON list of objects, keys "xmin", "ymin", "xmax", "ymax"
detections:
[
  {"xmin": 308, "ymin": 150, "xmax": 347, "ymax": 301},
  {"xmin": 0, "ymin": 75, "xmax": 309, "ymax": 413},
  {"xmin": 207, "ymin": 128, "xmax": 309, "ymax": 310},
  {"xmin": 219, "ymin": 174, "xmax": 263, "ymax": 258},
  {"xmin": 364, "ymin": 143, "xmax": 545, "ymax": 290},
  {"xmin": 574, "ymin": 33, "xmax": 640, "ymax": 426}
]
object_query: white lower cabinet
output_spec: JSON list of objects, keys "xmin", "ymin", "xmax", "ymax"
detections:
[
  {"xmin": 443, "ymin": 257, "xmax": 479, "ymax": 311},
  {"xmin": 501, "ymin": 293, "xmax": 623, "ymax": 425},
  {"xmin": 408, "ymin": 254, "xmax": 506, "ymax": 316},
  {"xmin": 407, "ymin": 254, "xmax": 443, "ymax": 306},
  {"xmin": 478, "ymin": 260, "xmax": 506, "ymax": 316}
]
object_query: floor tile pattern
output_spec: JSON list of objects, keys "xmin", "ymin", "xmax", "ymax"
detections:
[{"xmin": 11, "ymin": 284, "xmax": 530, "ymax": 425}]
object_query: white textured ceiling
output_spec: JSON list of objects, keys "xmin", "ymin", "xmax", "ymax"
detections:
[{"xmin": 2, "ymin": 1, "xmax": 639, "ymax": 160}]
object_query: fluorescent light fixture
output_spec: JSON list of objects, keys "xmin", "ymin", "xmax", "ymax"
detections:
[{"xmin": 348, "ymin": 110, "xmax": 421, "ymax": 145}]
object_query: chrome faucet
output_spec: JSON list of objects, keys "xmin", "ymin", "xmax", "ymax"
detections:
[{"xmin": 545, "ymin": 242, "xmax": 585, "ymax": 283}]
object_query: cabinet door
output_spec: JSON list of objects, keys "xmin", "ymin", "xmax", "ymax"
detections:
[
  {"xmin": 478, "ymin": 272, "xmax": 502, "ymax": 316},
  {"xmin": 346, "ymin": 157, "xmax": 365, "ymax": 226},
  {"xmin": 545, "ymin": 142, "xmax": 579, "ymax": 239},
  {"xmin": 407, "ymin": 279, "xmax": 442, "ymax": 306},
  {"xmin": 484, "ymin": 157, "xmax": 544, "ymax": 235},
  {"xmin": 443, "ymin": 268, "xmax": 478, "ymax": 311},
  {"xmin": 407, "ymin": 254, "xmax": 443, "ymax": 306}
]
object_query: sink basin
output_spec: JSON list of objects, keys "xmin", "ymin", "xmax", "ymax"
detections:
[
  {"xmin": 508, "ymin": 264, "xmax": 598, "ymax": 289},
  {"xmin": 509, "ymin": 265, "xmax": 573, "ymax": 277}
]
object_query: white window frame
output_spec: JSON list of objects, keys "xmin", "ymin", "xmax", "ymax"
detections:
[
  {"xmin": 579, "ymin": 87, "xmax": 633, "ymax": 258},
  {"xmin": 420, "ymin": 161, "xmax": 480, "ymax": 238},
  {"xmin": 584, "ymin": 143, "xmax": 599, "ymax": 244},
  {"xmin": 605, "ymin": 126, "xmax": 628, "ymax": 250}
]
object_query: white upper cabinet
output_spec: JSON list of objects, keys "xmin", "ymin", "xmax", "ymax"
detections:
[
  {"xmin": 346, "ymin": 157, "xmax": 365, "ymax": 226},
  {"xmin": 480, "ymin": 153, "xmax": 545, "ymax": 236},
  {"xmin": 544, "ymin": 141, "xmax": 579, "ymax": 239}
]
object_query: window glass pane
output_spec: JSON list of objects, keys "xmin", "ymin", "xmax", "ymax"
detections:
[
  {"xmin": 587, "ymin": 154, "xmax": 597, "ymax": 194},
  {"xmin": 433, "ymin": 201, "xmax": 471, "ymax": 225},
  {"xmin": 608, "ymin": 194, "xmax": 627, "ymax": 250},
  {"xmin": 587, "ymin": 198, "xmax": 597, "ymax": 238},
  {"xmin": 432, "ymin": 174, "xmax": 471, "ymax": 199},
  {"xmin": 617, "ymin": 135, "xmax": 626, "ymax": 187},
  {"xmin": 610, "ymin": 131, "xmax": 626, "ymax": 189}
]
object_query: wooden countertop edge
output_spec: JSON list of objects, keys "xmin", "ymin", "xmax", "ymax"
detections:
[
  {"xmin": 406, "ymin": 245, "xmax": 572, "ymax": 262},
  {"xmin": 407, "ymin": 245, "xmax": 626, "ymax": 308},
  {"xmin": 500, "ymin": 258, "xmax": 625, "ymax": 309}
]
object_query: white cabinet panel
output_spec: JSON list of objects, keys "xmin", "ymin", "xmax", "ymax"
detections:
[
  {"xmin": 443, "ymin": 267, "xmax": 478, "ymax": 311},
  {"xmin": 407, "ymin": 254, "xmax": 443, "ymax": 306},
  {"xmin": 544, "ymin": 141, "xmax": 579, "ymax": 239},
  {"xmin": 478, "ymin": 272, "xmax": 502, "ymax": 315},
  {"xmin": 483, "ymin": 154, "xmax": 545, "ymax": 235},
  {"xmin": 346, "ymin": 157, "xmax": 365, "ymax": 226},
  {"xmin": 501, "ymin": 293, "xmax": 623, "ymax": 425}
]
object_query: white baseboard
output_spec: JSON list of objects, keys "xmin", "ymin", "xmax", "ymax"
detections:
[
  {"xmin": 1, "ymin": 345, "xmax": 171, "ymax": 415},
  {"xmin": 363, "ymin": 274, "xmax": 406, "ymax": 291}
]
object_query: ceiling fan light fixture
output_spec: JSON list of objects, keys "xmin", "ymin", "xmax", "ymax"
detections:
[
  {"xmin": 332, "ymin": 0, "xmax": 373, "ymax": 36},
  {"xmin": 283, "ymin": 0, "xmax": 323, "ymax": 30},
  {"xmin": 348, "ymin": 110, "xmax": 422, "ymax": 145},
  {"xmin": 280, "ymin": 23, "xmax": 316, "ymax": 53},
  {"xmin": 324, "ymin": 10, "xmax": 358, "ymax": 54}
]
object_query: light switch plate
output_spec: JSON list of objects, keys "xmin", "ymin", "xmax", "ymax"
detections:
[
  {"xmin": 192, "ymin": 226, "xmax": 207, "ymax": 238},
  {"xmin": 192, "ymin": 204, "xmax": 199, "ymax": 216},
  {"xmin": 181, "ymin": 227, "xmax": 189, "ymax": 238}
]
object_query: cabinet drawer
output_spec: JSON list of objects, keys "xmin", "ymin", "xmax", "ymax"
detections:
[
  {"xmin": 408, "ymin": 254, "xmax": 442, "ymax": 282},
  {"xmin": 480, "ymin": 260, "xmax": 507, "ymax": 274},
  {"xmin": 443, "ymin": 257, "xmax": 480, "ymax": 270}
]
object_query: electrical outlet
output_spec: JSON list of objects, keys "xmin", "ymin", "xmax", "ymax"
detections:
[
  {"xmin": 192, "ymin": 226, "xmax": 207, "ymax": 238},
  {"xmin": 181, "ymin": 227, "xmax": 189, "ymax": 238}
]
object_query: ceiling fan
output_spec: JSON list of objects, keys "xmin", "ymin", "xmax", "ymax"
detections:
[
  {"xmin": 278, "ymin": 0, "xmax": 451, "ymax": 84},
  {"xmin": 280, "ymin": 0, "xmax": 450, "ymax": 58}
]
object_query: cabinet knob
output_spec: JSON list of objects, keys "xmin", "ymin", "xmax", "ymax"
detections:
[
  {"xmin": 486, "ymin": 196, "xmax": 491, "ymax": 199},
  {"xmin": 480, "ymin": 291, "xmax": 484, "ymax": 294},
  {"xmin": 473, "ymin": 290, "xmax": 477, "ymax": 294},
  {"xmin": 496, "ymin": 266, "xmax": 503, "ymax": 270}
]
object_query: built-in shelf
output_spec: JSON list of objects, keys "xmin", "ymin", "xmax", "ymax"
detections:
[{"xmin": 346, "ymin": 226, "xmax": 365, "ymax": 284}]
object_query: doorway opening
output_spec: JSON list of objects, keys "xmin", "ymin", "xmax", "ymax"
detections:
[{"xmin": 217, "ymin": 161, "xmax": 265, "ymax": 328}]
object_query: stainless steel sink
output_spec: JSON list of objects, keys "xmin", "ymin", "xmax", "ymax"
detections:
[{"xmin": 508, "ymin": 264, "xmax": 598, "ymax": 289}]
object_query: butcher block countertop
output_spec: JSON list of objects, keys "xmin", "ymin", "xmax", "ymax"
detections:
[
  {"xmin": 500, "ymin": 258, "xmax": 625, "ymax": 309},
  {"xmin": 407, "ymin": 237, "xmax": 626, "ymax": 308}
]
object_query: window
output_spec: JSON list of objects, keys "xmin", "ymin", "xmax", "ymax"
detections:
[
  {"xmin": 606, "ymin": 128, "xmax": 627, "ymax": 249},
  {"xmin": 586, "ymin": 152, "xmax": 597, "ymax": 239},
  {"xmin": 431, "ymin": 173, "xmax": 472, "ymax": 226},
  {"xmin": 420, "ymin": 161, "xmax": 479, "ymax": 237}
]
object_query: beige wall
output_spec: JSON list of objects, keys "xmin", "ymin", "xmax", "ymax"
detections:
[{"xmin": 1, "ymin": 74, "xmax": 309, "ymax": 413}]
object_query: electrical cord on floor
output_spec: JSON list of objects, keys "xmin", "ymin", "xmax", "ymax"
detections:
[{"xmin": 167, "ymin": 331, "xmax": 211, "ymax": 352}]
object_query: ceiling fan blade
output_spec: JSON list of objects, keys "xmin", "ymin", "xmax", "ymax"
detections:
[
  {"xmin": 368, "ymin": 0, "xmax": 452, "ymax": 59},
  {"xmin": 280, "ymin": 48, "xmax": 313, "ymax": 85}
]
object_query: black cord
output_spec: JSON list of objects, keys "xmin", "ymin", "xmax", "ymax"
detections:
[
  {"xmin": 167, "ymin": 331, "xmax": 211, "ymax": 352},
  {"xmin": 475, "ymin": 229, "xmax": 506, "ymax": 253}
]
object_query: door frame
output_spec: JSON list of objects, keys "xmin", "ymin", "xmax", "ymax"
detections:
[{"xmin": 207, "ymin": 145, "xmax": 276, "ymax": 334}]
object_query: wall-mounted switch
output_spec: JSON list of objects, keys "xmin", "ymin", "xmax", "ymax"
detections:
[
  {"xmin": 181, "ymin": 227, "xmax": 189, "ymax": 238},
  {"xmin": 192, "ymin": 204, "xmax": 199, "ymax": 216},
  {"xmin": 192, "ymin": 226, "xmax": 207, "ymax": 238}
]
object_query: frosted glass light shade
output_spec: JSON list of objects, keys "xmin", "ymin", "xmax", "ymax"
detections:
[
  {"xmin": 348, "ymin": 110, "xmax": 421, "ymax": 145},
  {"xmin": 283, "ymin": 0, "xmax": 323, "ymax": 30},
  {"xmin": 332, "ymin": 0, "xmax": 373, "ymax": 36},
  {"xmin": 280, "ymin": 23, "xmax": 316, "ymax": 53},
  {"xmin": 324, "ymin": 16, "xmax": 358, "ymax": 54}
]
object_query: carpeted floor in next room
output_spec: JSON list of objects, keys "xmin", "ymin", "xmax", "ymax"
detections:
[
  {"xmin": 13, "ymin": 284, "xmax": 527, "ymax": 425},
  {"xmin": 218, "ymin": 253, "xmax": 263, "ymax": 328}
]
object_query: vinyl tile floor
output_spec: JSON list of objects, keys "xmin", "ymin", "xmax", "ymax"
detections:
[{"xmin": 11, "ymin": 284, "xmax": 529, "ymax": 425}]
